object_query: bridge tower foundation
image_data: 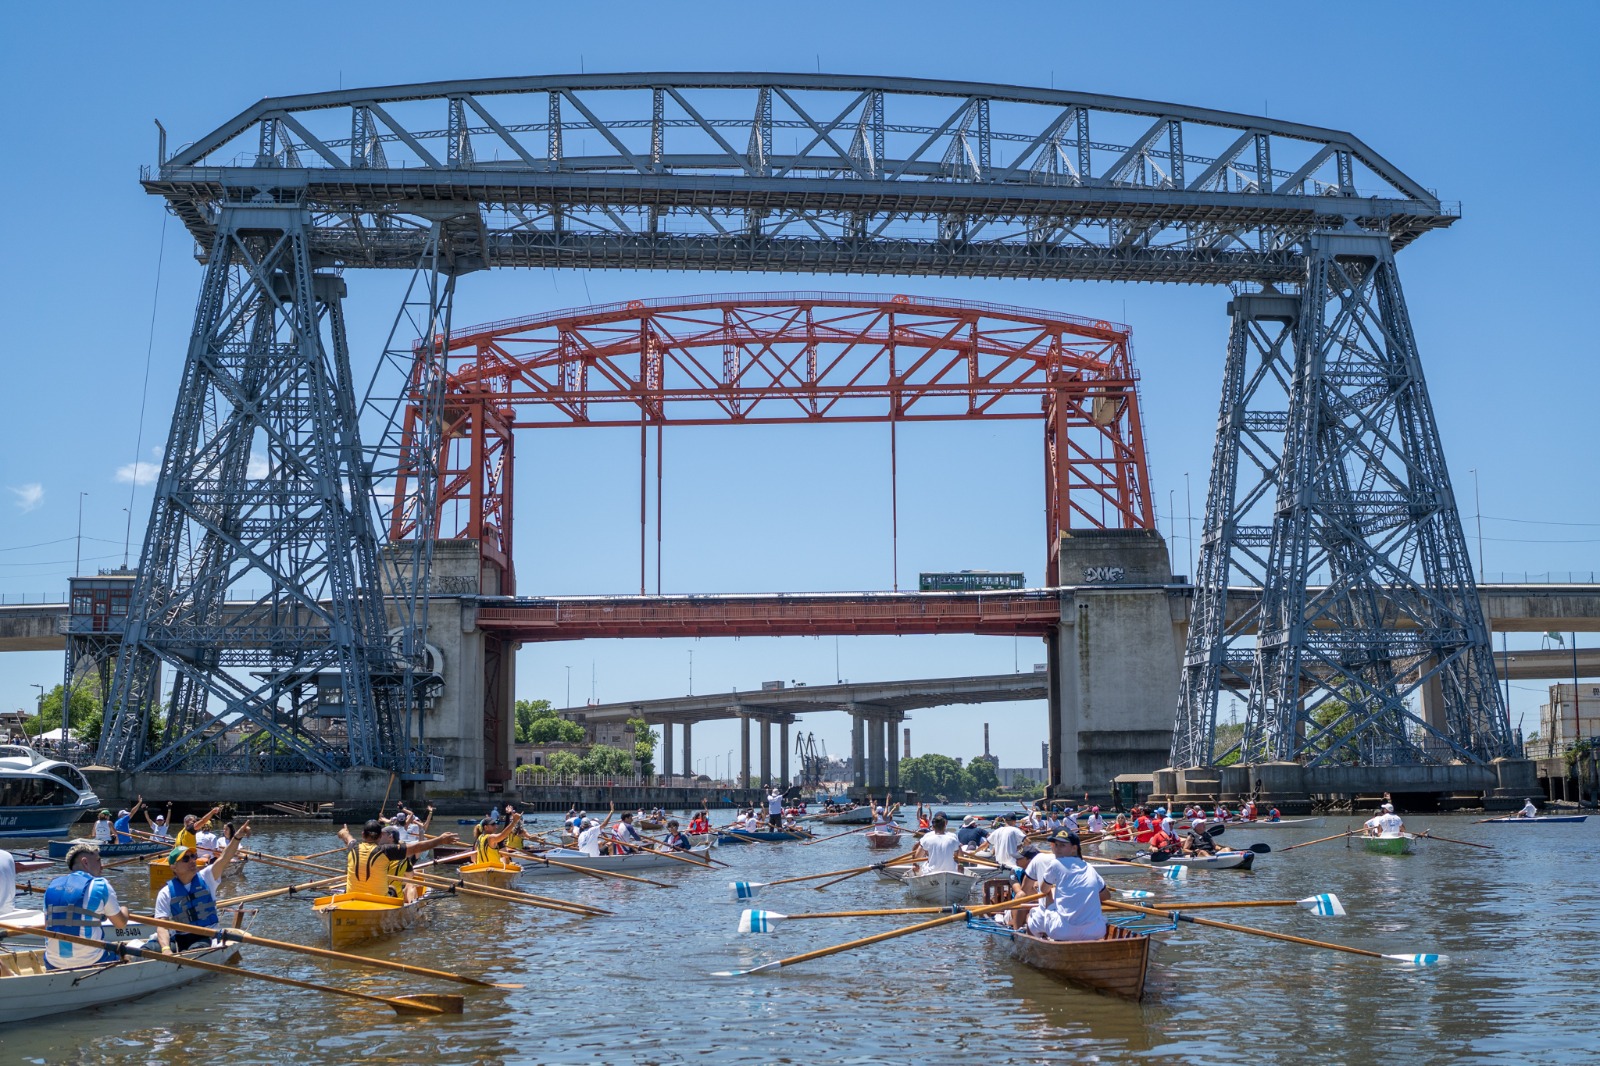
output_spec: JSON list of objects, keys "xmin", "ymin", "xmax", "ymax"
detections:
[{"xmin": 1047, "ymin": 530, "xmax": 1182, "ymax": 797}]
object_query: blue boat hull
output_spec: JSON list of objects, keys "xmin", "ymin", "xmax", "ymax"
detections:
[
  {"xmin": 45, "ymin": 838, "xmax": 167, "ymax": 859},
  {"xmin": 0, "ymin": 800, "xmax": 99, "ymax": 839}
]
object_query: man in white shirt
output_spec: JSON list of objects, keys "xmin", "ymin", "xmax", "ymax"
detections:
[
  {"xmin": 983, "ymin": 814, "xmax": 1026, "ymax": 870},
  {"xmin": 1085, "ymin": 807, "xmax": 1105, "ymax": 834},
  {"xmin": 910, "ymin": 812, "xmax": 961, "ymax": 874},
  {"xmin": 1375, "ymin": 803, "xmax": 1404, "ymax": 835},
  {"xmin": 610, "ymin": 811, "xmax": 646, "ymax": 851},
  {"xmin": 43, "ymin": 844, "xmax": 132, "ymax": 970},
  {"xmin": 1520, "ymin": 798, "xmax": 1538, "ymax": 819},
  {"xmin": 575, "ymin": 806, "xmax": 616, "ymax": 856},
  {"xmin": 767, "ymin": 788, "xmax": 785, "ymax": 831},
  {"xmin": 1021, "ymin": 830, "xmax": 1109, "ymax": 942},
  {"xmin": 153, "ymin": 824, "xmax": 251, "ymax": 951}
]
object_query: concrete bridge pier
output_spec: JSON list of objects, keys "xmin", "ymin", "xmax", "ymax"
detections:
[
  {"xmin": 851, "ymin": 712, "xmax": 865, "ymax": 791},
  {"xmin": 867, "ymin": 712, "xmax": 885, "ymax": 791},
  {"xmin": 680, "ymin": 722, "xmax": 691, "ymax": 783},
  {"xmin": 779, "ymin": 720, "xmax": 790, "ymax": 788},
  {"xmin": 887, "ymin": 713, "xmax": 901, "ymax": 792},
  {"xmin": 738, "ymin": 709, "xmax": 751, "ymax": 788},
  {"xmin": 759, "ymin": 717, "xmax": 772, "ymax": 786},
  {"xmin": 1047, "ymin": 530, "xmax": 1181, "ymax": 798},
  {"xmin": 661, "ymin": 721, "xmax": 673, "ymax": 778}
]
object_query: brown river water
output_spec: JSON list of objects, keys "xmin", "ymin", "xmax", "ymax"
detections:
[{"xmin": 1, "ymin": 813, "xmax": 1595, "ymax": 1065}]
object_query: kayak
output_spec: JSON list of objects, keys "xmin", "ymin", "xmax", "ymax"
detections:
[
  {"xmin": 1143, "ymin": 850, "xmax": 1256, "ymax": 871},
  {"xmin": 1478, "ymin": 815, "xmax": 1588, "ymax": 824}
]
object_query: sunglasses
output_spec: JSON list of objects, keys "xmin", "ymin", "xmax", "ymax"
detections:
[{"xmin": 175, "ymin": 852, "xmax": 198, "ymax": 863}]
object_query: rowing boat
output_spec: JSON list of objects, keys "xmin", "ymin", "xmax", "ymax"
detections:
[
  {"xmin": 1479, "ymin": 815, "xmax": 1588, "ymax": 824},
  {"xmin": 1178, "ymin": 817, "xmax": 1325, "ymax": 830},
  {"xmin": 717, "ymin": 828, "xmax": 812, "ymax": 843},
  {"xmin": 864, "ymin": 830, "xmax": 903, "ymax": 850},
  {"xmin": 1091, "ymin": 837, "xmax": 1142, "ymax": 858},
  {"xmin": 1361, "ymin": 833, "xmax": 1412, "ymax": 855},
  {"xmin": 1144, "ymin": 850, "xmax": 1256, "ymax": 870},
  {"xmin": 875, "ymin": 864, "xmax": 979, "ymax": 905},
  {"xmin": 1003, "ymin": 924, "xmax": 1151, "ymax": 1000},
  {"xmin": 313, "ymin": 889, "xmax": 436, "ymax": 949},
  {"xmin": 0, "ymin": 908, "xmax": 150, "ymax": 952},
  {"xmin": 458, "ymin": 860, "xmax": 522, "ymax": 890},
  {"xmin": 46, "ymin": 838, "xmax": 166, "ymax": 860},
  {"xmin": 817, "ymin": 807, "xmax": 874, "ymax": 825},
  {"xmin": 0, "ymin": 940, "xmax": 244, "ymax": 1024},
  {"xmin": 516, "ymin": 845, "xmax": 713, "ymax": 877}
]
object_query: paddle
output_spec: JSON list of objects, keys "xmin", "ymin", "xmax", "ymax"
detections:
[
  {"xmin": 377, "ymin": 771, "xmax": 397, "ymax": 818},
  {"xmin": 236, "ymin": 846, "xmax": 609, "ymax": 917},
  {"xmin": 1082, "ymin": 854, "xmax": 1187, "ymax": 881},
  {"xmin": 637, "ymin": 831, "xmax": 733, "ymax": 867},
  {"xmin": 1415, "ymin": 829, "xmax": 1494, "ymax": 850},
  {"xmin": 710, "ymin": 891, "xmax": 1047, "ymax": 976},
  {"xmin": 1279, "ymin": 830, "xmax": 1355, "ymax": 852},
  {"xmin": 1105, "ymin": 900, "xmax": 1440, "ymax": 964},
  {"xmin": 739, "ymin": 903, "xmax": 984, "ymax": 931},
  {"xmin": 0, "ymin": 921, "xmax": 463, "ymax": 1015},
  {"xmin": 812, "ymin": 850, "xmax": 921, "ymax": 890},
  {"xmin": 131, "ymin": 912, "xmax": 522, "ymax": 988},
  {"xmin": 799, "ymin": 821, "xmax": 894, "ymax": 847},
  {"xmin": 730, "ymin": 858, "xmax": 920, "ymax": 901}
]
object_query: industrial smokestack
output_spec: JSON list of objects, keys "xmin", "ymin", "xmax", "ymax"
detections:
[
  {"xmin": 904, "ymin": 727, "xmax": 911, "ymax": 759},
  {"xmin": 984, "ymin": 723, "xmax": 990, "ymax": 758}
]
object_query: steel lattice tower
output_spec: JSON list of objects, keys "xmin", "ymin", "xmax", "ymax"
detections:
[
  {"xmin": 98, "ymin": 203, "xmax": 435, "ymax": 774},
  {"xmin": 1174, "ymin": 231, "xmax": 1512, "ymax": 768}
]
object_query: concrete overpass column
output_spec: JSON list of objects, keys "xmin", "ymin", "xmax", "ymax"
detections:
[
  {"xmin": 682, "ymin": 723, "xmax": 692, "ymax": 782},
  {"xmin": 867, "ymin": 715, "xmax": 885, "ymax": 791},
  {"xmin": 780, "ymin": 721, "xmax": 790, "ymax": 788},
  {"xmin": 740, "ymin": 712, "xmax": 751, "ymax": 789},
  {"xmin": 1419, "ymin": 658, "xmax": 1447, "ymax": 737},
  {"xmin": 759, "ymin": 718, "xmax": 773, "ymax": 787},
  {"xmin": 661, "ymin": 721, "xmax": 673, "ymax": 779},
  {"xmin": 887, "ymin": 714, "xmax": 901, "ymax": 793},
  {"xmin": 851, "ymin": 710, "xmax": 865, "ymax": 790}
]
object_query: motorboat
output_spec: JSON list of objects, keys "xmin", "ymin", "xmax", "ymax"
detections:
[{"xmin": 0, "ymin": 746, "xmax": 99, "ymax": 838}]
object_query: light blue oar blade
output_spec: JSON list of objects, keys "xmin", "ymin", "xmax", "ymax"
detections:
[
  {"xmin": 1383, "ymin": 953, "xmax": 1444, "ymax": 966},
  {"xmin": 1162, "ymin": 864, "xmax": 1187, "ymax": 881},
  {"xmin": 1119, "ymin": 889, "xmax": 1157, "ymax": 899},
  {"xmin": 1298, "ymin": 893, "xmax": 1346, "ymax": 917},
  {"xmin": 711, "ymin": 960, "xmax": 783, "ymax": 977},
  {"xmin": 738, "ymin": 909, "xmax": 786, "ymax": 933},
  {"xmin": 728, "ymin": 881, "xmax": 766, "ymax": 901}
]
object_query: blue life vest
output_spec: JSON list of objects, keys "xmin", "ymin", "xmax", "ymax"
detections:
[
  {"xmin": 44, "ymin": 870, "xmax": 114, "ymax": 967},
  {"xmin": 163, "ymin": 872, "xmax": 219, "ymax": 929}
]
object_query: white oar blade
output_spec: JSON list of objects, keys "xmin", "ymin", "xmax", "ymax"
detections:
[
  {"xmin": 728, "ymin": 881, "xmax": 766, "ymax": 901},
  {"xmin": 1162, "ymin": 864, "xmax": 1187, "ymax": 881},
  {"xmin": 1298, "ymin": 893, "xmax": 1346, "ymax": 917},
  {"xmin": 1384, "ymin": 953, "xmax": 1444, "ymax": 966},
  {"xmin": 738, "ymin": 909, "xmax": 786, "ymax": 933},
  {"xmin": 711, "ymin": 960, "xmax": 781, "ymax": 977},
  {"xmin": 1119, "ymin": 890, "xmax": 1157, "ymax": 899}
]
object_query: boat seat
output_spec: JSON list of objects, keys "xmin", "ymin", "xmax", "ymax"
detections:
[{"xmin": 0, "ymin": 949, "xmax": 48, "ymax": 977}]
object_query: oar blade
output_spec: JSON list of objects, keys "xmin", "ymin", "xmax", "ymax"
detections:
[
  {"xmin": 1383, "ymin": 953, "xmax": 1444, "ymax": 966},
  {"xmin": 1248, "ymin": 843, "xmax": 1273, "ymax": 854},
  {"xmin": 1298, "ymin": 893, "xmax": 1346, "ymax": 917},
  {"xmin": 738, "ymin": 909, "xmax": 785, "ymax": 933},
  {"xmin": 1162, "ymin": 864, "xmax": 1187, "ymax": 881},
  {"xmin": 729, "ymin": 881, "xmax": 766, "ymax": 901},
  {"xmin": 390, "ymin": 993, "xmax": 464, "ymax": 1015},
  {"xmin": 711, "ymin": 960, "xmax": 781, "ymax": 977},
  {"xmin": 1118, "ymin": 889, "xmax": 1157, "ymax": 899}
]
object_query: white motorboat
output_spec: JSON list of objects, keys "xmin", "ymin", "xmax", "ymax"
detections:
[{"xmin": 0, "ymin": 745, "xmax": 100, "ymax": 838}]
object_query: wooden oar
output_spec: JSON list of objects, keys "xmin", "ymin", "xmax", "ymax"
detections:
[
  {"xmin": 377, "ymin": 771, "xmax": 397, "ymax": 818},
  {"xmin": 738, "ymin": 903, "xmax": 985, "ymax": 930},
  {"xmin": 604, "ymin": 836, "xmax": 713, "ymax": 869},
  {"xmin": 216, "ymin": 874, "xmax": 345, "ymax": 908},
  {"xmin": 729, "ymin": 857, "xmax": 923, "ymax": 900},
  {"xmin": 710, "ymin": 891, "xmax": 1046, "ymax": 976},
  {"xmin": 131, "ymin": 912, "xmax": 522, "ymax": 988},
  {"xmin": 811, "ymin": 850, "xmax": 920, "ymax": 890},
  {"xmin": 292, "ymin": 844, "xmax": 352, "ymax": 862},
  {"xmin": 799, "ymin": 819, "xmax": 898, "ymax": 847},
  {"xmin": 1279, "ymin": 830, "xmax": 1355, "ymax": 852},
  {"xmin": 1139, "ymin": 894, "xmax": 1346, "ymax": 916},
  {"xmin": 1105, "ymin": 900, "xmax": 1441, "ymax": 964},
  {"xmin": 512, "ymin": 849, "xmax": 673, "ymax": 889},
  {"xmin": 236, "ymin": 847, "xmax": 609, "ymax": 916},
  {"xmin": 1415, "ymin": 829, "xmax": 1494, "ymax": 850},
  {"xmin": 0, "ymin": 921, "xmax": 462, "ymax": 1015},
  {"xmin": 637, "ymin": 831, "xmax": 733, "ymax": 867}
]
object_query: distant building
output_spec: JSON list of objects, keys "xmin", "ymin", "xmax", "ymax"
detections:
[
  {"xmin": 1530, "ymin": 682, "xmax": 1600, "ymax": 758},
  {"xmin": 998, "ymin": 767, "xmax": 1046, "ymax": 787}
]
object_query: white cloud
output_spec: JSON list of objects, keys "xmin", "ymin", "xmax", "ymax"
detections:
[
  {"xmin": 115, "ymin": 461, "xmax": 160, "ymax": 486},
  {"xmin": 8, "ymin": 483, "xmax": 43, "ymax": 512},
  {"xmin": 247, "ymin": 452, "xmax": 271, "ymax": 480}
]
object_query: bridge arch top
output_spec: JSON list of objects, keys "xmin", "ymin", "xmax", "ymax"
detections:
[{"xmin": 151, "ymin": 73, "xmax": 1456, "ymax": 283}]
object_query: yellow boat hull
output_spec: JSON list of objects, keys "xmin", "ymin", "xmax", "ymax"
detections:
[
  {"xmin": 459, "ymin": 861, "xmax": 521, "ymax": 890},
  {"xmin": 313, "ymin": 889, "xmax": 433, "ymax": 949}
]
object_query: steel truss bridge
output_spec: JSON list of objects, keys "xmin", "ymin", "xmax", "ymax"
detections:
[{"xmin": 99, "ymin": 73, "xmax": 1494, "ymax": 785}]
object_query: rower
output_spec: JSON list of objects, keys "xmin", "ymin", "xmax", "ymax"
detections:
[
  {"xmin": 381, "ymin": 824, "xmax": 461, "ymax": 902},
  {"xmin": 0, "ymin": 848, "xmax": 15, "ymax": 915},
  {"xmin": 575, "ymin": 807, "xmax": 617, "ymax": 856},
  {"xmin": 1086, "ymin": 806, "xmax": 1105, "ymax": 834},
  {"xmin": 473, "ymin": 814, "xmax": 520, "ymax": 864},
  {"xmin": 910, "ymin": 812, "xmax": 961, "ymax": 874},
  {"xmin": 154, "ymin": 823, "xmax": 251, "ymax": 952},
  {"xmin": 42, "ymin": 843, "xmax": 132, "ymax": 970},
  {"xmin": 767, "ymin": 788, "xmax": 785, "ymax": 831},
  {"xmin": 92, "ymin": 809, "xmax": 113, "ymax": 843},
  {"xmin": 113, "ymin": 798, "xmax": 146, "ymax": 844},
  {"xmin": 339, "ymin": 820, "xmax": 411, "ymax": 896},
  {"xmin": 1146, "ymin": 823, "xmax": 1180, "ymax": 861},
  {"xmin": 956, "ymin": 814, "xmax": 989, "ymax": 851},
  {"xmin": 610, "ymin": 810, "xmax": 646, "ymax": 853},
  {"xmin": 1018, "ymin": 830, "xmax": 1109, "ymax": 942},
  {"xmin": 661, "ymin": 820, "xmax": 693, "ymax": 851},
  {"xmin": 1521, "ymin": 798, "xmax": 1539, "ymax": 819},
  {"xmin": 174, "ymin": 806, "xmax": 222, "ymax": 853},
  {"xmin": 980, "ymin": 813, "xmax": 1026, "ymax": 870},
  {"xmin": 144, "ymin": 803, "xmax": 173, "ymax": 842}
]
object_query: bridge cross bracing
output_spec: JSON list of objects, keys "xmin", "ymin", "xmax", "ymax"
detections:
[{"xmin": 103, "ymin": 73, "xmax": 1490, "ymax": 793}]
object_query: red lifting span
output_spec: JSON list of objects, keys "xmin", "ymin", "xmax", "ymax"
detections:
[{"xmin": 393, "ymin": 293, "xmax": 1155, "ymax": 593}]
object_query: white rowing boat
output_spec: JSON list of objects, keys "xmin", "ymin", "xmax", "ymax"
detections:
[
  {"xmin": 875, "ymin": 864, "xmax": 979, "ymax": 905},
  {"xmin": 0, "ymin": 940, "xmax": 244, "ymax": 1025},
  {"xmin": 517, "ymin": 845, "xmax": 712, "ymax": 877},
  {"xmin": 0, "ymin": 908, "xmax": 149, "ymax": 952},
  {"xmin": 1177, "ymin": 817, "xmax": 1325, "ymax": 830}
]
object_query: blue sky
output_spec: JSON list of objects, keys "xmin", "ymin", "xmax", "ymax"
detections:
[{"xmin": 1, "ymin": 2, "xmax": 1596, "ymax": 769}]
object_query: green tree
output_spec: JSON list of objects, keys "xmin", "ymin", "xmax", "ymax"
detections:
[
  {"xmin": 628, "ymin": 717, "xmax": 657, "ymax": 777},
  {"xmin": 580, "ymin": 743, "xmax": 636, "ymax": 777},
  {"xmin": 965, "ymin": 757, "xmax": 1000, "ymax": 797},
  {"xmin": 514, "ymin": 698, "xmax": 587, "ymax": 743},
  {"xmin": 901, "ymin": 753, "xmax": 968, "ymax": 800},
  {"xmin": 545, "ymin": 751, "xmax": 583, "ymax": 775},
  {"xmin": 24, "ymin": 684, "xmax": 103, "ymax": 748}
]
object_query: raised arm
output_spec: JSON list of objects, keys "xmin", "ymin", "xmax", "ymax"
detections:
[
  {"xmin": 407, "ymin": 830, "xmax": 462, "ymax": 858},
  {"xmin": 211, "ymin": 821, "xmax": 251, "ymax": 880}
]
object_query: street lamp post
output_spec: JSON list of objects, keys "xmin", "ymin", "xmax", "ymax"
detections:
[
  {"xmin": 727, "ymin": 748, "xmax": 735, "ymax": 788},
  {"xmin": 65, "ymin": 491, "xmax": 86, "ymax": 749},
  {"xmin": 29, "ymin": 684, "xmax": 44, "ymax": 742},
  {"xmin": 1470, "ymin": 468, "xmax": 1485, "ymax": 583},
  {"xmin": 713, "ymin": 754, "xmax": 721, "ymax": 782},
  {"xmin": 565, "ymin": 665, "xmax": 572, "ymax": 708}
]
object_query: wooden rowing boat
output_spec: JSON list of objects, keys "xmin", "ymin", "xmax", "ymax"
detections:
[
  {"xmin": 1091, "ymin": 837, "xmax": 1142, "ymax": 858},
  {"xmin": 458, "ymin": 860, "xmax": 521, "ymax": 890},
  {"xmin": 1361, "ymin": 833, "xmax": 1412, "ymax": 855},
  {"xmin": 312, "ymin": 889, "xmax": 435, "ymax": 949},
  {"xmin": 0, "ymin": 941, "xmax": 245, "ymax": 1024},
  {"xmin": 864, "ymin": 830, "xmax": 903, "ymax": 850},
  {"xmin": 1004, "ymin": 924, "xmax": 1151, "ymax": 1001}
]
